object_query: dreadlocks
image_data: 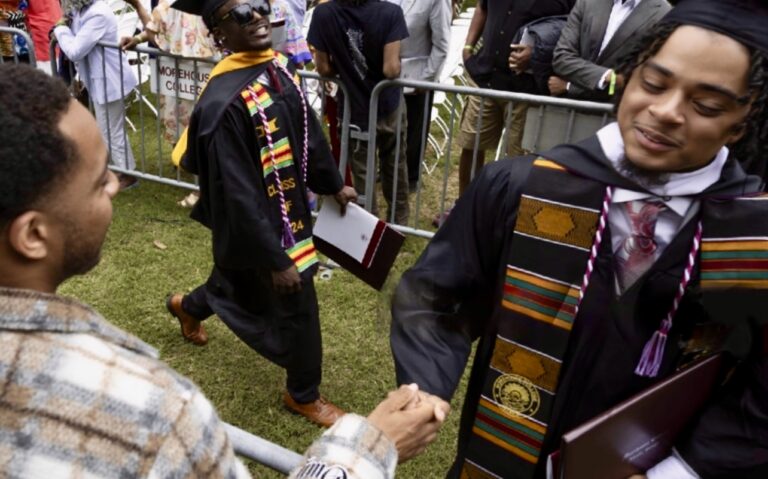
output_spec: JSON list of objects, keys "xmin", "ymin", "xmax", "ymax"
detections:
[{"xmin": 614, "ymin": 21, "xmax": 768, "ymax": 181}]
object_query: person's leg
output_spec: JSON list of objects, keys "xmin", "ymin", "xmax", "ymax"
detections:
[
  {"xmin": 502, "ymin": 102, "xmax": 529, "ymax": 158},
  {"xmin": 459, "ymin": 147, "xmax": 486, "ymax": 196},
  {"xmin": 181, "ymin": 284, "xmax": 214, "ymax": 320},
  {"xmin": 104, "ymin": 99, "xmax": 136, "ymax": 171},
  {"xmin": 166, "ymin": 282, "xmax": 211, "ymax": 346},
  {"xmin": 35, "ymin": 60, "xmax": 53, "ymax": 76},
  {"xmin": 404, "ymin": 91, "xmax": 430, "ymax": 190},
  {"xmin": 280, "ymin": 282, "xmax": 344, "ymax": 427},
  {"xmin": 456, "ymin": 86, "xmax": 505, "ymax": 195},
  {"xmin": 377, "ymin": 100, "xmax": 410, "ymax": 224},
  {"xmin": 349, "ymin": 132, "xmax": 378, "ymax": 215},
  {"xmin": 284, "ymin": 283, "xmax": 322, "ymax": 403}
]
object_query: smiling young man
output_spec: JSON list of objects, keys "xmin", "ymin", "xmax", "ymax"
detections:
[
  {"xmin": 390, "ymin": 0, "xmax": 768, "ymax": 477},
  {"xmin": 167, "ymin": 0, "xmax": 359, "ymax": 428}
]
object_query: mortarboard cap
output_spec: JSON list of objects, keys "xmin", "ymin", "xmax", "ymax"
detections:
[
  {"xmin": 172, "ymin": 0, "xmax": 230, "ymax": 24},
  {"xmin": 662, "ymin": 0, "xmax": 768, "ymax": 53}
]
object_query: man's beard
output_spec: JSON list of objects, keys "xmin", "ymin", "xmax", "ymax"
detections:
[
  {"xmin": 61, "ymin": 221, "xmax": 104, "ymax": 278},
  {"xmin": 619, "ymin": 157, "xmax": 670, "ymax": 188}
]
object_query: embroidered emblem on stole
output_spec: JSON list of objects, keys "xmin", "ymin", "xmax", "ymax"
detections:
[{"xmin": 462, "ymin": 158, "xmax": 605, "ymax": 478}]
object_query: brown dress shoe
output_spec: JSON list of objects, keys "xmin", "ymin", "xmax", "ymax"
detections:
[
  {"xmin": 165, "ymin": 294, "xmax": 208, "ymax": 346},
  {"xmin": 283, "ymin": 391, "xmax": 345, "ymax": 428}
]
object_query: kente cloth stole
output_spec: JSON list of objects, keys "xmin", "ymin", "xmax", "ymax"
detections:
[
  {"xmin": 239, "ymin": 62, "xmax": 318, "ymax": 274},
  {"xmin": 460, "ymin": 159, "xmax": 768, "ymax": 479},
  {"xmin": 460, "ymin": 159, "xmax": 606, "ymax": 479},
  {"xmin": 697, "ymin": 194, "xmax": 768, "ymax": 361}
]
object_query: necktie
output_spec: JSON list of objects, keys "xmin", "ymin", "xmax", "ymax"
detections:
[{"xmin": 617, "ymin": 200, "xmax": 666, "ymax": 290}]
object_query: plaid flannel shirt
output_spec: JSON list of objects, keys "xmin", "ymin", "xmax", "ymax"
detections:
[{"xmin": 0, "ymin": 287, "xmax": 251, "ymax": 478}]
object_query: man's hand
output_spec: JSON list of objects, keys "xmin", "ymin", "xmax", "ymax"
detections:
[
  {"xmin": 508, "ymin": 44, "xmax": 532, "ymax": 74},
  {"xmin": 272, "ymin": 265, "xmax": 302, "ymax": 294},
  {"xmin": 367, "ymin": 384, "xmax": 451, "ymax": 464},
  {"xmin": 548, "ymin": 76, "xmax": 568, "ymax": 96},
  {"xmin": 462, "ymin": 47, "xmax": 472, "ymax": 63},
  {"xmin": 333, "ymin": 186, "xmax": 358, "ymax": 216},
  {"xmin": 120, "ymin": 35, "xmax": 140, "ymax": 50}
]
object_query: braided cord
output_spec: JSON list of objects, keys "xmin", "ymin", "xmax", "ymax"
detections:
[
  {"xmin": 635, "ymin": 219, "xmax": 703, "ymax": 377},
  {"xmin": 574, "ymin": 186, "xmax": 614, "ymax": 317},
  {"xmin": 247, "ymin": 83, "xmax": 295, "ymax": 248},
  {"xmin": 274, "ymin": 60, "xmax": 309, "ymax": 187}
]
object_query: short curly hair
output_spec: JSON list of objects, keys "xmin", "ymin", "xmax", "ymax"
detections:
[{"xmin": 0, "ymin": 64, "xmax": 78, "ymax": 227}]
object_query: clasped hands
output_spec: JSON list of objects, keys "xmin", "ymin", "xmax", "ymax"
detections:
[{"xmin": 368, "ymin": 384, "xmax": 451, "ymax": 463}]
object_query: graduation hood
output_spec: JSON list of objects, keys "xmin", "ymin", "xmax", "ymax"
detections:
[{"xmin": 540, "ymin": 135, "xmax": 763, "ymax": 198}]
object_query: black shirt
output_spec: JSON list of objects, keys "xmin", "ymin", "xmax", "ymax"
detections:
[
  {"xmin": 465, "ymin": 0, "xmax": 575, "ymax": 91},
  {"xmin": 307, "ymin": 0, "xmax": 408, "ymax": 129}
]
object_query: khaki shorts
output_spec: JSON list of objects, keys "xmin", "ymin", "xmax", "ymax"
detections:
[{"xmin": 457, "ymin": 78, "xmax": 528, "ymax": 156}]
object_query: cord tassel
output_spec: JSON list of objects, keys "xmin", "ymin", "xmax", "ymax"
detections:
[
  {"xmin": 635, "ymin": 221, "xmax": 702, "ymax": 378},
  {"xmin": 634, "ymin": 327, "xmax": 668, "ymax": 377}
]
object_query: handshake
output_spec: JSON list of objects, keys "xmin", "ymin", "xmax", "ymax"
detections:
[{"xmin": 367, "ymin": 384, "xmax": 451, "ymax": 463}]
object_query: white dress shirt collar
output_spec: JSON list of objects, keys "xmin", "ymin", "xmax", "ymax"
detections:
[
  {"xmin": 596, "ymin": 122, "xmax": 728, "ymax": 215},
  {"xmin": 599, "ymin": 0, "xmax": 643, "ymax": 56}
]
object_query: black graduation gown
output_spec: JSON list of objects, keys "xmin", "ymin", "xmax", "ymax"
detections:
[
  {"xmin": 391, "ymin": 136, "xmax": 768, "ymax": 478},
  {"xmin": 181, "ymin": 59, "xmax": 343, "ymax": 380}
]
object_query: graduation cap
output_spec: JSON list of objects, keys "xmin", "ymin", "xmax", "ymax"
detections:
[
  {"xmin": 662, "ymin": 0, "xmax": 768, "ymax": 53},
  {"xmin": 172, "ymin": 0, "xmax": 230, "ymax": 25}
]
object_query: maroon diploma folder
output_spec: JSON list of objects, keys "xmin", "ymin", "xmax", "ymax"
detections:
[
  {"xmin": 312, "ymin": 201, "xmax": 405, "ymax": 290},
  {"xmin": 554, "ymin": 353, "xmax": 724, "ymax": 479}
]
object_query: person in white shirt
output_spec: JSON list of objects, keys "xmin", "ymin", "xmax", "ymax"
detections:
[{"xmin": 54, "ymin": 0, "xmax": 138, "ymax": 190}]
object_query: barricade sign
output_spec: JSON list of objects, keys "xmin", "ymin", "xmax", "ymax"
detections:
[{"xmin": 150, "ymin": 57, "xmax": 212, "ymax": 100}]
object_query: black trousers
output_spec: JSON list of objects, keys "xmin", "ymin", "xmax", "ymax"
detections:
[
  {"xmin": 404, "ymin": 91, "xmax": 435, "ymax": 186},
  {"xmin": 183, "ymin": 266, "xmax": 322, "ymax": 403}
]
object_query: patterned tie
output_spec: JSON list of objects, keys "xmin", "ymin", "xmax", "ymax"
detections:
[{"xmin": 618, "ymin": 200, "xmax": 666, "ymax": 290}]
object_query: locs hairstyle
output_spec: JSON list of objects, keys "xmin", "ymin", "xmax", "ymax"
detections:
[
  {"xmin": 613, "ymin": 21, "xmax": 768, "ymax": 180},
  {"xmin": 0, "ymin": 64, "xmax": 78, "ymax": 227}
]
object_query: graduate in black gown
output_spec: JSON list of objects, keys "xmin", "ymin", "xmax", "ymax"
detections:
[
  {"xmin": 391, "ymin": 1, "xmax": 768, "ymax": 477},
  {"xmin": 166, "ymin": 0, "xmax": 357, "ymax": 428}
]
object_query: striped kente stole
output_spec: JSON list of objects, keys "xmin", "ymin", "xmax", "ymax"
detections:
[
  {"xmin": 697, "ymin": 194, "xmax": 768, "ymax": 360},
  {"xmin": 460, "ymin": 159, "xmax": 606, "ymax": 479},
  {"xmin": 240, "ymin": 69, "xmax": 318, "ymax": 274},
  {"xmin": 461, "ymin": 164, "xmax": 768, "ymax": 478}
]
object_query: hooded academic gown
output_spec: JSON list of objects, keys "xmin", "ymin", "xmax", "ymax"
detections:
[
  {"xmin": 391, "ymin": 135, "xmax": 768, "ymax": 478},
  {"xmin": 181, "ymin": 57, "xmax": 343, "ymax": 390}
]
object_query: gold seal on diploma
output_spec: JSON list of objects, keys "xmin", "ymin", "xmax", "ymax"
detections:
[{"xmin": 493, "ymin": 374, "xmax": 541, "ymax": 416}]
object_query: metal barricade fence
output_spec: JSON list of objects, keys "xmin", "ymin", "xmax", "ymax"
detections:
[
  {"xmin": 49, "ymin": 40, "xmax": 353, "ymax": 194},
  {"xmin": 0, "ymin": 27, "xmax": 36, "ymax": 66},
  {"xmin": 365, "ymin": 78, "xmax": 614, "ymax": 238},
  {"xmin": 46, "ymin": 39, "xmax": 614, "ymax": 241}
]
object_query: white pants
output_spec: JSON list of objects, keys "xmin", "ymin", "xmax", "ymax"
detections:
[
  {"xmin": 94, "ymin": 99, "xmax": 135, "ymax": 171},
  {"xmin": 35, "ymin": 61, "xmax": 53, "ymax": 75}
]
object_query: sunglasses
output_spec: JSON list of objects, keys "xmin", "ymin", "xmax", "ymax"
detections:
[{"xmin": 218, "ymin": 0, "xmax": 271, "ymax": 26}]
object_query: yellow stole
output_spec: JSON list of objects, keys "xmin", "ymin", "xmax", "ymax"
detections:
[{"xmin": 170, "ymin": 49, "xmax": 276, "ymax": 167}]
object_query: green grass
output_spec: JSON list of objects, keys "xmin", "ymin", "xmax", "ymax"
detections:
[{"xmin": 58, "ymin": 169, "xmax": 470, "ymax": 479}]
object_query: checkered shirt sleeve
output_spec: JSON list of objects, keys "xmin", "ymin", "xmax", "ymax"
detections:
[
  {"xmin": 0, "ymin": 289, "xmax": 251, "ymax": 478},
  {"xmin": 289, "ymin": 414, "xmax": 397, "ymax": 479}
]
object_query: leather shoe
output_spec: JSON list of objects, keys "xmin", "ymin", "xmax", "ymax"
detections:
[
  {"xmin": 283, "ymin": 391, "xmax": 345, "ymax": 428},
  {"xmin": 165, "ymin": 294, "xmax": 208, "ymax": 346}
]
